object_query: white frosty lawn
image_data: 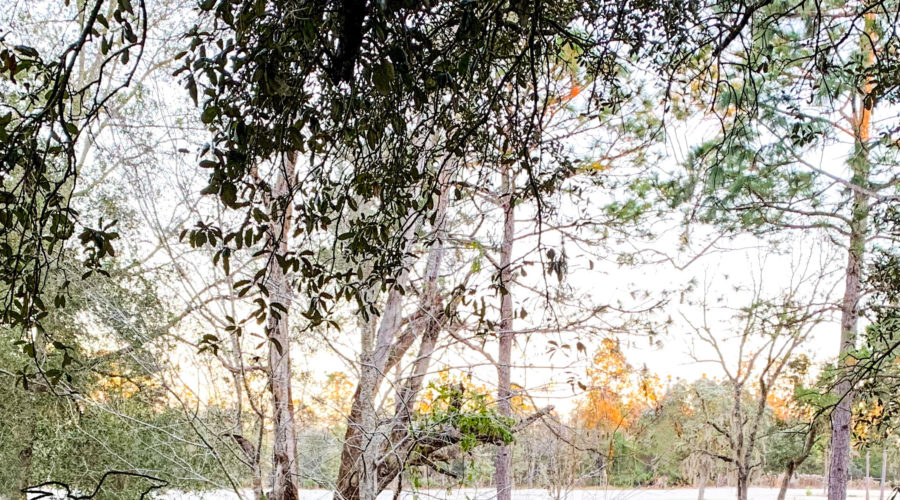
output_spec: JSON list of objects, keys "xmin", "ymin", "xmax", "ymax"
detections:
[{"xmin": 161, "ymin": 488, "xmax": 877, "ymax": 500}]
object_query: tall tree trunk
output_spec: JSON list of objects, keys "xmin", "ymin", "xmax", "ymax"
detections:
[
  {"xmin": 494, "ymin": 164, "xmax": 515, "ymax": 500},
  {"xmin": 829, "ymin": 14, "xmax": 874, "ymax": 500},
  {"xmin": 880, "ymin": 447, "xmax": 887, "ymax": 500},
  {"xmin": 828, "ymin": 127, "xmax": 868, "ymax": 500},
  {"xmin": 268, "ymin": 153, "xmax": 299, "ymax": 500},
  {"xmin": 357, "ymin": 308, "xmax": 379, "ymax": 500}
]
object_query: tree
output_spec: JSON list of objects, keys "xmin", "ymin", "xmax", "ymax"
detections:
[
  {"xmin": 682, "ymin": 259, "xmax": 831, "ymax": 500},
  {"xmin": 671, "ymin": 3, "xmax": 900, "ymax": 497},
  {"xmin": 495, "ymin": 157, "xmax": 516, "ymax": 500},
  {"xmin": 9, "ymin": 1, "xmax": 899, "ymax": 498},
  {"xmin": 0, "ymin": 0, "xmax": 150, "ymax": 333},
  {"xmin": 265, "ymin": 154, "xmax": 301, "ymax": 500},
  {"xmin": 765, "ymin": 354, "xmax": 825, "ymax": 500}
]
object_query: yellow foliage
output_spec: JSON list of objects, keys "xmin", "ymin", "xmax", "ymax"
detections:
[
  {"xmin": 574, "ymin": 338, "xmax": 662, "ymax": 432},
  {"xmin": 417, "ymin": 369, "xmax": 494, "ymax": 414},
  {"xmin": 313, "ymin": 371, "xmax": 355, "ymax": 425}
]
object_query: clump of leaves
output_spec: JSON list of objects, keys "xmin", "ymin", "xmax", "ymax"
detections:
[{"xmin": 414, "ymin": 382, "xmax": 515, "ymax": 453}]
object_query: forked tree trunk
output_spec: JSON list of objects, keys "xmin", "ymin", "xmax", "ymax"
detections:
[
  {"xmin": 356, "ymin": 205, "xmax": 427, "ymax": 500},
  {"xmin": 334, "ymin": 172, "xmax": 451, "ymax": 500},
  {"xmin": 494, "ymin": 163, "xmax": 515, "ymax": 500},
  {"xmin": 268, "ymin": 153, "xmax": 299, "ymax": 500}
]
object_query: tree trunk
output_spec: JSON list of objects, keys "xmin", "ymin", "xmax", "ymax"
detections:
[
  {"xmin": 829, "ymin": 14, "xmax": 874, "ymax": 499},
  {"xmin": 867, "ymin": 449, "xmax": 871, "ymax": 500},
  {"xmin": 268, "ymin": 154, "xmax": 299, "ymax": 500},
  {"xmin": 494, "ymin": 163, "xmax": 515, "ymax": 500},
  {"xmin": 778, "ymin": 423, "xmax": 817, "ymax": 500},
  {"xmin": 777, "ymin": 463, "xmax": 796, "ymax": 500},
  {"xmin": 880, "ymin": 447, "xmax": 887, "ymax": 500},
  {"xmin": 355, "ymin": 291, "xmax": 382, "ymax": 500},
  {"xmin": 830, "ymin": 402, "xmax": 854, "ymax": 500},
  {"xmin": 697, "ymin": 466, "xmax": 708, "ymax": 500},
  {"xmin": 737, "ymin": 469, "xmax": 750, "ymax": 500},
  {"xmin": 229, "ymin": 434, "xmax": 265, "ymax": 500}
]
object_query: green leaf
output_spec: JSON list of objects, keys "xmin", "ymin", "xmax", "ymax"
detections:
[
  {"xmin": 221, "ymin": 182, "xmax": 237, "ymax": 207},
  {"xmin": 372, "ymin": 62, "xmax": 394, "ymax": 95},
  {"xmin": 14, "ymin": 45, "xmax": 39, "ymax": 58},
  {"xmin": 201, "ymin": 106, "xmax": 218, "ymax": 124}
]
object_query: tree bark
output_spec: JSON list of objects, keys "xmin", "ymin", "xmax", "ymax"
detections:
[
  {"xmin": 356, "ymin": 292, "xmax": 382, "ymax": 500},
  {"xmin": 880, "ymin": 447, "xmax": 887, "ymax": 500},
  {"xmin": 494, "ymin": 163, "xmax": 515, "ymax": 500},
  {"xmin": 828, "ymin": 199, "xmax": 864, "ymax": 500},
  {"xmin": 268, "ymin": 153, "xmax": 299, "ymax": 500}
]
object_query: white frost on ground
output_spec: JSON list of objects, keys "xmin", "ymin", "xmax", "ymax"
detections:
[{"xmin": 159, "ymin": 488, "xmax": 876, "ymax": 500}]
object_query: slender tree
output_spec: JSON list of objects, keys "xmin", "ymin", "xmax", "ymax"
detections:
[
  {"xmin": 683, "ymin": 258, "xmax": 832, "ymax": 500},
  {"xmin": 495, "ymin": 159, "xmax": 516, "ymax": 500},
  {"xmin": 672, "ymin": 4, "xmax": 900, "ymax": 498}
]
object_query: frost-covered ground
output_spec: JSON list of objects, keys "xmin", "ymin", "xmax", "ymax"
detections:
[{"xmin": 160, "ymin": 487, "xmax": 874, "ymax": 500}]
